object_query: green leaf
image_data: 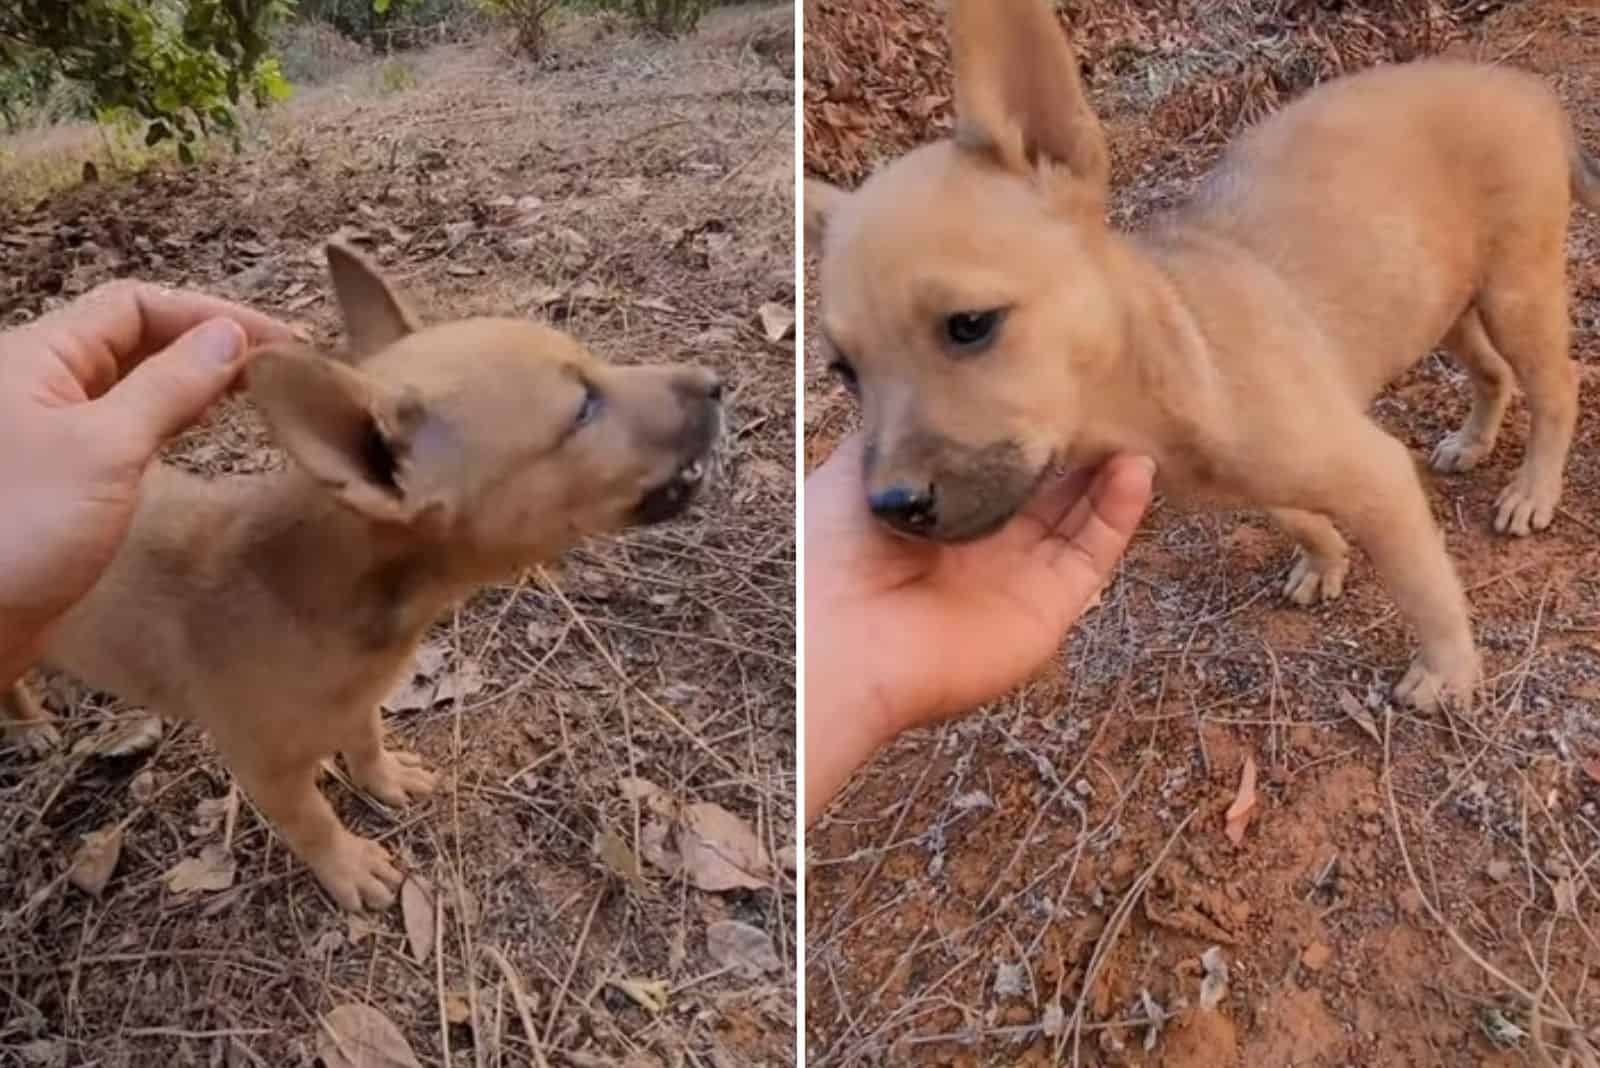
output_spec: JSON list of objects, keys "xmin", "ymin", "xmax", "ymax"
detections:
[{"xmin": 177, "ymin": 141, "xmax": 195, "ymax": 165}]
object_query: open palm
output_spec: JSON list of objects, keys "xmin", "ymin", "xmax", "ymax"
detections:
[{"xmin": 805, "ymin": 434, "xmax": 1155, "ymax": 740}]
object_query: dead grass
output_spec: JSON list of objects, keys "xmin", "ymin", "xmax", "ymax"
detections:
[{"xmin": 0, "ymin": 6, "xmax": 795, "ymax": 1065}]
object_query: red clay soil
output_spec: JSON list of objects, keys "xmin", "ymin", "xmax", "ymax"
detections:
[{"xmin": 804, "ymin": 2, "xmax": 1600, "ymax": 1065}]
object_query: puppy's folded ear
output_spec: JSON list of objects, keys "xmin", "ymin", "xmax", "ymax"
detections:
[
  {"xmin": 248, "ymin": 345, "xmax": 454, "ymax": 527},
  {"xmin": 805, "ymin": 178, "xmax": 849, "ymax": 255},
  {"xmin": 325, "ymin": 242, "xmax": 421, "ymax": 360},
  {"xmin": 949, "ymin": 0, "xmax": 1108, "ymax": 211}
]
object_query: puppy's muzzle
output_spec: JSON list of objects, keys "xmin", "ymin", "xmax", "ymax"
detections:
[{"xmin": 635, "ymin": 370, "xmax": 723, "ymax": 524}]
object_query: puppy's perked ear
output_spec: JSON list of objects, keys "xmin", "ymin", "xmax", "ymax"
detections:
[
  {"xmin": 948, "ymin": 0, "xmax": 1108, "ymax": 207},
  {"xmin": 805, "ymin": 178, "xmax": 849, "ymax": 255},
  {"xmin": 248, "ymin": 345, "xmax": 454, "ymax": 527},
  {"xmin": 325, "ymin": 242, "xmax": 421, "ymax": 359}
]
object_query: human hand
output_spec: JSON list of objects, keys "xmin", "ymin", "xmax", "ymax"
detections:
[
  {"xmin": 0, "ymin": 281, "xmax": 293, "ymax": 676},
  {"xmin": 804, "ymin": 434, "xmax": 1155, "ymax": 821}
]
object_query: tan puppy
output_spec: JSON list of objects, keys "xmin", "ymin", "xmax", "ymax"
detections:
[
  {"xmin": 807, "ymin": 0, "xmax": 1597, "ymax": 709},
  {"xmin": 7, "ymin": 245, "xmax": 722, "ymax": 910}
]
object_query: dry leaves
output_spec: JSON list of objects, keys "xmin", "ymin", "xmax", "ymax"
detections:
[
  {"xmin": 71, "ymin": 714, "xmax": 162, "ymax": 759},
  {"xmin": 401, "ymin": 878, "xmax": 435, "ymax": 964},
  {"xmin": 680, "ymin": 802, "xmax": 773, "ymax": 891},
  {"xmin": 442, "ymin": 993, "xmax": 472, "ymax": 1025},
  {"xmin": 608, "ymin": 977, "xmax": 669, "ymax": 1014},
  {"xmin": 317, "ymin": 1004, "xmax": 422, "ymax": 1068},
  {"xmin": 595, "ymin": 830, "xmax": 646, "ymax": 891},
  {"xmin": 69, "ymin": 825, "xmax": 123, "ymax": 897},
  {"xmin": 1224, "ymin": 755, "xmax": 1259, "ymax": 846},
  {"xmin": 1582, "ymin": 751, "xmax": 1600, "ymax": 786},
  {"xmin": 1198, "ymin": 946, "xmax": 1230, "ymax": 1010},
  {"xmin": 1337, "ymin": 690, "xmax": 1382, "ymax": 745},
  {"xmin": 706, "ymin": 920, "xmax": 782, "ymax": 979},
  {"xmin": 757, "ymin": 302, "xmax": 795, "ymax": 343},
  {"xmin": 619, "ymin": 777, "xmax": 773, "ymax": 891},
  {"xmin": 383, "ymin": 642, "xmax": 486, "ymax": 713},
  {"xmin": 164, "ymin": 844, "xmax": 237, "ymax": 894}
]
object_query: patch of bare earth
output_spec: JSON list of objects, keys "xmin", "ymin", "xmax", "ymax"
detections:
[
  {"xmin": 805, "ymin": 2, "xmax": 1600, "ymax": 1065},
  {"xmin": 0, "ymin": 7, "xmax": 795, "ymax": 1066}
]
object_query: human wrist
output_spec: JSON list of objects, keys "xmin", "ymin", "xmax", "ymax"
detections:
[{"xmin": 802, "ymin": 623, "xmax": 905, "ymax": 823}]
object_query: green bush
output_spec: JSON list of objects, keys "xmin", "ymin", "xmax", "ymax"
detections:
[
  {"xmin": 621, "ymin": 0, "xmax": 706, "ymax": 36},
  {"xmin": 0, "ymin": 0, "xmax": 294, "ymax": 161}
]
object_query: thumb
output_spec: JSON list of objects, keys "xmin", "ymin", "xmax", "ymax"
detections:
[
  {"xmin": 1039, "ymin": 454, "xmax": 1155, "ymax": 586},
  {"xmin": 94, "ymin": 318, "xmax": 247, "ymax": 454}
]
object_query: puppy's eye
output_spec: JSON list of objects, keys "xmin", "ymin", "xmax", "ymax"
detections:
[
  {"xmin": 945, "ymin": 309, "xmax": 1003, "ymax": 351},
  {"xmin": 574, "ymin": 381, "xmax": 603, "ymax": 428},
  {"xmin": 827, "ymin": 357, "xmax": 859, "ymax": 396}
]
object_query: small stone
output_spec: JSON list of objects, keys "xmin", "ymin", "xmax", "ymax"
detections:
[
  {"xmin": 1396, "ymin": 888, "xmax": 1424, "ymax": 916},
  {"xmin": 1486, "ymin": 859, "xmax": 1513, "ymax": 883},
  {"xmin": 1301, "ymin": 941, "xmax": 1332, "ymax": 972}
]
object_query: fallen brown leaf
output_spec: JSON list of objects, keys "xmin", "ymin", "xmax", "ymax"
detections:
[
  {"xmin": 164, "ymin": 844, "xmax": 236, "ymax": 894},
  {"xmin": 69, "ymin": 825, "xmax": 123, "ymax": 897},
  {"xmin": 680, "ymin": 802, "xmax": 771, "ymax": 892},
  {"xmin": 72, "ymin": 714, "xmax": 162, "ymax": 759},
  {"xmin": 757, "ymin": 301, "xmax": 795, "ymax": 343},
  {"xmin": 1582, "ymin": 753, "xmax": 1600, "ymax": 786},
  {"xmin": 1337, "ymin": 690, "xmax": 1382, "ymax": 745},
  {"xmin": 706, "ymin": 920, "xmax": 782, "ymax": 978},
  {"xmin": 608, "ymin": 977, "xmax": 668, "ymax": 1014},
  {"xmin": 1224, "ymin": 755, "xmax": 1259, "ymax": 846},
  {"xmin": 317, "ymin": 1004, "xmax": 422, "ymax": 1068},
  {"xmin": 401, "ymin": 878, "xmax": 435, "ymax": 964},
  {"xmin": 595, "ymin": 829, "xmax": 646, "ymax": 890},
  {"xmin": 443, "ymin": 993, "xmax": 472, "ymax": 1026}
]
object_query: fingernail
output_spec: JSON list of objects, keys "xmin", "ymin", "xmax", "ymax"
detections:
[
  {"xmin": 1134, "ymin": 455, "xmax": 1158, "ymax": 476},
  {"xmin": 192, "ymin": 319, "xmax": 244, "ymax": 366}
]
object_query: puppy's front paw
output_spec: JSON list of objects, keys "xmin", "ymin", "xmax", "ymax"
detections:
[
  {"xmin": 309, "ymin": 832, "xmax": 404, "ymax": 911},
  {"xmin": 1493, "ymin": 471, "xmax": 1560, "ymax": 536},
  {"xmin": 1430, "ymin": 429, "xmax": 1494, "ymax": 473},
  {"xmin": 348, "ymin": 748, "xmax": 437, "ymax": 807},
  {"xmin": 1283, "ymin": 550, "xmax": 1349, "ymax": 606},
  {"xmin": 1393, "ymin": 647, "xmax": 1479, "ymax": 712}
]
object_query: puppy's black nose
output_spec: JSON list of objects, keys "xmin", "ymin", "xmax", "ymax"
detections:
[{"xmin": 868, "ymin": 484, "xmax": 937, "ymax": 533}]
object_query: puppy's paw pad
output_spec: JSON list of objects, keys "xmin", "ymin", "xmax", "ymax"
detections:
[
  {"xmin": 312, "ymin": 834, "xmax": 403, "ymax": 912},
  {"xmin": 350, "ymin": 748, "xmax": 437, "ymax": 807},
  {"xmin": 1283, "ymin": 552, "xmax": 1348, "ymax": 606},
  {"xmin": 1430, "ymin": 431, "xmax": 1493, "ymax": 473},
  {"xmin": 1493, "ymin": 475, "xmax": 1559, "ymax": 537}
]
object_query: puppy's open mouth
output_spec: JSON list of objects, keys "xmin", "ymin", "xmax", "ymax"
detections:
[{"xmin": 635, "ymin": 456, "xmax": 709, "ymax": 524}]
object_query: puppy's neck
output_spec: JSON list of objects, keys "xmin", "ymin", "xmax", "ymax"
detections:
[
  {"xmin": 1072, "ymin": 233, "xmax": 1227, "ymax": 470},
  {"xmin": 244, "ymin": 470, "xmax": 478, "ymax": 653}
]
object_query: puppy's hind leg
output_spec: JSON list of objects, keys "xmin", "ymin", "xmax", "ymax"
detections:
[
  {"xmin": 341, "ymin": 704, "xmax": 437, "ymax": 808},
  {"xmin": 213, "ymin": 728, "xmax": 403, "ymax": 911},
  {"xmin": 1430, "ymin": 308, "xmax": 1513, "ymax": 474},
  {"xmin": 1270, "ymin": 508, "xmax": 1350, "ymax": 606},
  {"xmin": 3, "ymin": 682, "xmax": 61, "ymax": 756},
  {"xmin": 1480, "ymin": 266, "xmax": 1579, "ymax": 535}
]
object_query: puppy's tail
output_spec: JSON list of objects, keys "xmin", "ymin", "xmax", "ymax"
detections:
[{"xmin": 1569, "ymin": 140, "xmax": 1600, "ymax": 212}]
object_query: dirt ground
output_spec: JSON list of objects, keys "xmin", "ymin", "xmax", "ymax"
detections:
[
  {"xmin": 804, "ymin": 1, "xmax": 1600, "ymax": 1065},
  {"xmin": 0, "ymin": 7, "xmax": 795, "ymax": 1066}
]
